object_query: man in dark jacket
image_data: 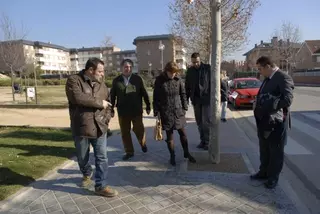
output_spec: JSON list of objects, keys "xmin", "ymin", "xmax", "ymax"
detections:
[
  {"xmin": 110, "ymin": 59, "xmax": 151, "ymax": 161},
  {"xmin": 220, "ymin": 70, "xmax": 228, "ymax": 122},
  {"xmin": 251, "ymin": 56, "xmax": 294, "ymax": 189},
  {"xmin": 66, "ymin": 57, "xmax": 118, "ymax": 197},
  {"xmin": 185, "ymin": 52, "xmax": 211, "ymax": 150}
]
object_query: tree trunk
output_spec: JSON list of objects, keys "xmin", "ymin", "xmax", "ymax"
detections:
[
  {"xmin": 10, "ymin": 69, "xmax": 15, "ymax": 102},
  {"xmin": 209, "ymin": 0, "xmax": 221, "ymax": 164}
]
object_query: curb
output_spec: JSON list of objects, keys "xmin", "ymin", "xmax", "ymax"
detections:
[{"xmin": 0, "ymin": 104, "xmax": 68, "ymax": 109}]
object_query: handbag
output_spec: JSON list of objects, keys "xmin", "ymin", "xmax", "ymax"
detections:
[{"xmin": 154, "ymin": 115, "xmax": 163, "ymax": 141}]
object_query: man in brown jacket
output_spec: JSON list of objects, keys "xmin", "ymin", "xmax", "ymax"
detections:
[{"xmin": 66, "ymin": 57, "xmax": 118, "ymax": 197}]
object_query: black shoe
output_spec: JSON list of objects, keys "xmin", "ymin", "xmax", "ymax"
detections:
[
  {"xmin": 196, "ymin": 142, "xmax": 205, "ymax": 149},
  {"xmin": 264, "ymin": 180, "xmax": 278, "ymax": 189},
  {"xmin": 221, "ymin": 118, "xmax": 227, "ymax": 122},
  {"xmin": 184, "ymin": 153, "xmax": 196, "ymax": 163},
  {"xmin": 203, "ymin": 145, "xmax": 208, "ymax": 150},
  {"xmin": 141, "ymin": 145, "xmax": 147, "ymax": 153},
  {"xmin": 250, "ymin": 172, "xmax": 268, "ymax": 180},
  {"xmin": 122, "ymin": 154, "xmax": 134, "ymax": 161},
  {"xmin": 170, "ymin": 155, "xmax": 176, "ymax": 166}
]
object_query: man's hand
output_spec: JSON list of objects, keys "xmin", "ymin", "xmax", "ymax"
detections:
[
  {"xmin": 146, "ymin": 106, "xmax": 151, "ymax": 115},
  {"xmin": 103, "ymin": 100, "xmax": 112, "ymax": 109}
]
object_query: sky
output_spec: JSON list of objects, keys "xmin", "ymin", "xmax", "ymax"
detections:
[{"xmin": 1, "ymin": 0, "xmax": 320, "ymax": 60}]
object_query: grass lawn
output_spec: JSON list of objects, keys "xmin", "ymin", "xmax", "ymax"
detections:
[{"xmin": 0, "ymin": 127, "xmax": 75, "ymax": 200}]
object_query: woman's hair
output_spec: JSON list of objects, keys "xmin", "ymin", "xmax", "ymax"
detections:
[
  {"xmin": 220, "ymin": 69, "xmax": 227, "ymax": 79},
  {"xmin": 164, "ymin": 61, "xmax": 180, "ymax": 73}
]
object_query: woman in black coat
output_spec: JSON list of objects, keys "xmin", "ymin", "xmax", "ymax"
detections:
[{"xmin": 153, "ymin": 61, "xmax": 196, "ymax": 166}]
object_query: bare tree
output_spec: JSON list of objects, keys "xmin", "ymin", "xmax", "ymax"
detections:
[
  {"xmin": 169, "ymin": 0, "xmax": 260, "ymax": 62},
  {"xmin": 101, "ymin": 35, "xmax": 114, "ymax": 47},
  {"xmin": 0, "ymin": 13, "xmax": 27, "ymax": 101},
  {"xmin": 273, "ymin": 21, "xmax": 302, "ymax": 75}
]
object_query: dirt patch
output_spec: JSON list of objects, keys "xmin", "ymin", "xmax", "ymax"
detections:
[{"xmin": 187, "ymin": 153, "xmax": 250, "ymax": 174}]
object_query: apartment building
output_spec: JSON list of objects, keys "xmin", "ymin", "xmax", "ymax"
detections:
[
  {"xmin": 133, "ymin": 34, "xmax": 187, "ymax": 75},
  {"xmin": 111, "ymin": 50, "xmax": 137, "ymax": 73},
  {"xmin": 243, "ymin": 37, "xmax": 301, "ymax": 71},
  {"xmin": 69, "ymin": 46, "xmax": 121, "ymax": 72},
  {"xmin": 295, "ymin": 40, "xmax": 320, "ymax": 70},
  {"xmin": 0, "ymin": 40, "xmax": 71, "ymax": 74}
]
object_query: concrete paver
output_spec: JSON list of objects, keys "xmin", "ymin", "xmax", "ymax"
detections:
[{"xmin": 0, "ymin": 108, "xmax": 300, "ymax": 214}]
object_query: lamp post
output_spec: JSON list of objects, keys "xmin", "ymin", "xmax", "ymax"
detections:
[
  {"xmin": 159, "ymin": 41, "xmax": 165, "ymax": 71},
  {"xmin": 148, "ymin": 62, "xmax": 152, "ymax": 77}
]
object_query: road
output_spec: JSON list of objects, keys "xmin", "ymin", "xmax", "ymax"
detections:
[{"xmin": 233, "ymin": 86, "xmax": 320, "ymax": 212}]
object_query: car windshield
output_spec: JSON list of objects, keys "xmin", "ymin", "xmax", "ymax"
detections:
[{"xmin": 236, "ymin": 80, "xmax": 261, "ymax": 89}]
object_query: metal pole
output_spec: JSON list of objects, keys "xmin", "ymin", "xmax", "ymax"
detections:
[
  {"xmin": 209, "ymin": 0, "xmax": 221, "ymax": 164},
  {"xmin": 33, "ymin": 62, "xmax": 38, "ymax": 104},
  {"xmin": 161, "ymin": 49, "xmax": 164, "ymax": 71}
]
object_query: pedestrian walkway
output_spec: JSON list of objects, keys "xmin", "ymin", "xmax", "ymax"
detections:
[{"xmin": 0, "ymin": 108, "xmax": 300, "ymax": 214}]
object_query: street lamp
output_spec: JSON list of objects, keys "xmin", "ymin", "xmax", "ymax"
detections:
[
  {"xmin": 148, "ymin": 62, "xmax": 152, "ymax": 77},
  {"xmin": 159, "ymin": 41, "xmax": 165, "ymax": 71}
]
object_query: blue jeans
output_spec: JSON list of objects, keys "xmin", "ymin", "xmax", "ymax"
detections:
[{"xmin": 74, "ymin": 134, "xmax": 108, "ymax": 189}]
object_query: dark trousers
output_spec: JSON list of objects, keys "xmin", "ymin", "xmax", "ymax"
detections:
[
  {"xmin": 258, "ymin": 120, "xmax": 288, "ymax": 181},
  {"xmin": 118, "ymin": 114, "xmax": 146, "ymax": 155},
  {"xmin": 193, "ymin": 103, "xmax": 211, "ymax": 145},
  {"xmin": 165, "ymin": 128, "xmax": 190, "ymax": 155}
]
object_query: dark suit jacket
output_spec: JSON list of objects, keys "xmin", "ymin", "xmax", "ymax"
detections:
[
  {"xmin": 254, "ymin": 70, "xmax": 294, "ymax": 131},
  {"xmin": 185, "ymin": 63, "xmax": 211, "ymax": 105}
]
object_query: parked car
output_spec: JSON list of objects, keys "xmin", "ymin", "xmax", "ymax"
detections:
[{"xmin": 228, "ymin": 77, "xmax": 262, "ymax": 109}]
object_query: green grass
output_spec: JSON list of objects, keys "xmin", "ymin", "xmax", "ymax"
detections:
[{"xmin": 0, "ymin": 127, "xmax": 75, "ymax": 200}]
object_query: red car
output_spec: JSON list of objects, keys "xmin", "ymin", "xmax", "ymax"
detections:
[{"xmin": 228, "ymin": 77, "xmax": 262, "ymax": 109}]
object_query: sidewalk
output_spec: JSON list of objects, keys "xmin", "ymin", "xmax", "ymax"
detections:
[{"xmin": 0, "ymin": 108, "xmax": 301, "ymax": 214}]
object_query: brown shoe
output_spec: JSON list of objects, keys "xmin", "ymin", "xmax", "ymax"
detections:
[
  {"xmin": 95, "ymin": 186, "xmax": 118, "ymax": 197},
  {"xmin": 81, "ymin": 172, "xmax": 93, "ymax": 187}
]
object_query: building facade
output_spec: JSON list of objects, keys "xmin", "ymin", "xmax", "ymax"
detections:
[
  {"xmin": 243, "ymin": 37, "xmax": 301, "ymax": 71},
  {"xmin": 133, "ymin": 34, "xmax": 187, "ymax": 75},
  {"xmin": 295, "ymin": 40, "xmax": 320, "ymax": 70},
  {"xmin": 69, "ymin": 46, "xmax": 121, "ymax": 72},
  {"xmin": 0, "ymin": 40, "xmax": 71, "ymax": 74}
]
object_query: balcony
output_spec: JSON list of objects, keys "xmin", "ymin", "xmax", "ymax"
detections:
[{"xmin": 175, "ymin": 54, "xmax": 186, "ymax": 62}]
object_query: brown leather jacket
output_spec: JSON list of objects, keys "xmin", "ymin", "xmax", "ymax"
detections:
[{"xmin": 65, "ymin": 70, "xmax": 112, "ymax": 138}]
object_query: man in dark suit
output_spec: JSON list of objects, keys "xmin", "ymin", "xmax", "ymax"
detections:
[
  {"xmin": 185, "ymin": 52, "xmax": 211, "ymax": 150},
  {"xmin": 251, "ymin": 56, "xmax": 294, "ymax": 189}
]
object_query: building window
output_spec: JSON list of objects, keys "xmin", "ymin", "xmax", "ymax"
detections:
[
  {"xmin": 117, "ymin": 68, "xmax": 120, "ymax": 71},
  {"xmin": 108, "ymin": 56, "xmax": 112, "ymax": 60},
  {"xmin": 116, "ymin": 55, "xmax": 120, "ymax": 59},
  {"xmin": 109, "ymin": 63, "xmax": 113, "ymax": 66},
  {"xmin": 147, "ymin": 50, "xmax": 151, "ymax": 56},
  {"xmin": 117, "ymin": 61, "xmax": 120, "ymax": 65},
  {"xmin": 317, "ymin": 56, "xmax": 320, "ymax": 63}
]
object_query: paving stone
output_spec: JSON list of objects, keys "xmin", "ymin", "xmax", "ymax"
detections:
[
  {"xmin": 176, "ymin": 199, "xmax": 194, "ymax": 210},
  {"xmin": 95, "ymin": 203, "xmax": 112, "ymax": 213},
  {"xmin": 187, "ymin": 205, "xmax": 204, "ymax": 214},
  {"xmin": 146, "ymin": 202, "xmax": 163, "ymax": 212},
  {"xmin": 108, "ymin": 199, "xmax": 124, "ymax": 208},
  {"xmin": 139, "ymin": 196, "xmax": 155, "ymax": 205},
  {"xmin": 168, "ymin": 194, "xmax": 184, "ymax": 203},
  {"xmin": 45, "ymin": 204, "xmax": 61, "ymax": 213},
  {"xmin": 158, "ymin": 199, "xmax": 174, "ymax": 207},
  {"xmin": 80, "ymin": 207, "xmax": 99, "ymax": 214},
  {"xmin": 132, "ymin": 207, "xmax": 149, "ymax": 214},
  {"xmin": 126, "ymin": 201, "xmax": 144, "ymax": 211},
  {"xmin": 121, "ymin": 196, "xmax": 136, "ymax": 204},
  {"xmin": 91, "ymin": 198, "xmax": 106, "ymax": 207},
  {"xmin": 62, "ymin": 205, "xmax": 80, "ymax": 214},
  {"xmin": 30, "ymin": 209, "xmax": 46, "ymax": 214},
  {"xmin": 101, "ymin": 209, "xmax": 117, "ymax": 214},
  {"xmin": 165, "ymin": 204, "xmax": 182, "ymax": 213},
  {"xmin": 113, "ymin": 205, "xmax": 131, "ymax": 214}
]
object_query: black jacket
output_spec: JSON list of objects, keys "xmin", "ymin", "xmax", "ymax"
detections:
[
  {"xmin": 153, "ymin": 72, "xmax": 188, "ymax": 130},
  {"xmin": 185, "ymin": 63, "xmax": 211, "ymax": 105},
  {"xmin": 254, "ymin": 70, "xmax": 294, "ymax": 131},
  {"xmin": 220, "ymin": 79, "xmax": 228, "ymax": 102}
]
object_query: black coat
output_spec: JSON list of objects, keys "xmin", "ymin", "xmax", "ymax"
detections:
[
  {"xmin": 153, "ymin": 73, "xmax": 188, "ymax": 130},
  {"xmin": 220, "ymin": 79, "xmax": 228, "ymax": 102},
  {"xmin": 254, "ymin": 70, "xmax": 294, "ymax": 131}
]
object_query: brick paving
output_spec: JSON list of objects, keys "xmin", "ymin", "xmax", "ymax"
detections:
[{"xmin": 0, "ymin": 109, "xmax": 299, "ymax": 214}]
